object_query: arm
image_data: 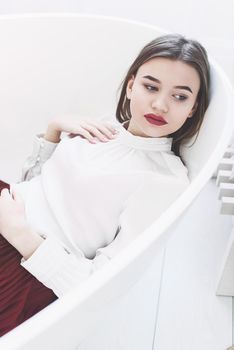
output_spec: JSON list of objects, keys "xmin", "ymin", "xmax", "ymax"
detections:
[{"xmin": 21, "ymin": 117, "xmax": 118, "ymax": 181}]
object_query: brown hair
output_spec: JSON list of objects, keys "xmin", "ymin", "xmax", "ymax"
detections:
[{"xmin": 116, "ymin": 34, "xmax": 210, "ymax": 157}]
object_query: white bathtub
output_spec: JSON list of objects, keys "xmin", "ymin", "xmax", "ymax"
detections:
[{"xmin": 0, "ymin": 14, "xmax": 233, "ymax": 350}]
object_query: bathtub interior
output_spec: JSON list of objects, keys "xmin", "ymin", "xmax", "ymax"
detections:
[{"xmin": 0, "ymin": 14, "xmax": 233, "ymax": 350}]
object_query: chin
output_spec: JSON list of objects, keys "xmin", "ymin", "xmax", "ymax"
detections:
[{"xmin": 145, "ymin": 128, "xmax": 167, "ymax": 138}]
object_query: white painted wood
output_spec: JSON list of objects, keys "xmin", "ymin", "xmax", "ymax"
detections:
[
  {"xmin": 221, "ymin": 197, "xmax": 234, "ymax": 215},
  {"xmin": 224, "ymin": 148, "xmax": 234, "ymax": 158},
  {"xmin": 216, "ymin": 170, "xmax": 233, "ymax": 186},
  {"xmin": 154, "ymin": 180, "xmax": 232, "ymax": 350},
  {"xmin": 216, "ymin": 158, "xmax": 234, "ymax": 171},
  {"xmin": 218, "ymin": 183, "xmax": 234, "ymax": 199},
  {"xmin": 216, "ymin": 228, "xmax": 234, "ymax": 296}
]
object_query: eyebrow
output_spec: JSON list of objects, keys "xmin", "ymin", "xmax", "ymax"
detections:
[{"xmin": 142, "ymin": 75, "xmax": 193, "ymax": 94}]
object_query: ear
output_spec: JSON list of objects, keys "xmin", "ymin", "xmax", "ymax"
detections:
[
  {"xmin": 188, "ymin": 101, "xmax": 198, "ymax": 118},
  {"xmin": 126, "ymin": 75, "xmax": 135, "ymax": 100}
]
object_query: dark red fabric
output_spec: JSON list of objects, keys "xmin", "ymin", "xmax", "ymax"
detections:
[{"xmin": 0, "ymin": 180, "xmax": 57, "ymax": 337}]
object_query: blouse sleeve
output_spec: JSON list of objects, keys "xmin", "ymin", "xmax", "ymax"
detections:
[
  {"xmin": 20, "ymin": 176, "xmax": 189, "ymax": 298},
  {"xmin": 21, "ymin": 134, "xmax": 58, "ymax": 181}
]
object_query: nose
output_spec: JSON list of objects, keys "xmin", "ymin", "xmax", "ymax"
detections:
[{"xmin": 151, "ymin": 94, "xmax": 168, "ymax": 114}]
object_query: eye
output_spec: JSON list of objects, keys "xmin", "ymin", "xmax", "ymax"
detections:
[
  {"xmin": 173, "ymin": 94, "xmax": 188, "ymax": 101},
  {"xmin": 144, "ymin": 84, "xmax": 158, "ymax": 92}
]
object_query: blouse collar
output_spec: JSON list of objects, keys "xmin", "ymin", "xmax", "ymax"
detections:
[{"xmin": 114, "ymin": 120, "xmax": 173, "ymax": 152}]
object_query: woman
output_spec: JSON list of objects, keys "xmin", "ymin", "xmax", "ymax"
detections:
[{"xmin": 0, "ymin": 33, "xmax": 210, "ymax": 335}]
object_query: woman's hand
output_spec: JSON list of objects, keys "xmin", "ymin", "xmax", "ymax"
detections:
[
  {"xmin": 0, "ymin": 188, "xmax": 44, "ymax": 259},
  {"xmin": 45, "ymin": 115, "xmax": 119, "ymax": 144},
  {"xmin": 0, "ymin": 188, "xmax": 27, "ymax": 242}
]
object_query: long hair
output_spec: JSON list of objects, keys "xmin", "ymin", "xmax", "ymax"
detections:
[{"xmin": 116, "ymin": 34, "xmax": 210, "ymax": 157}]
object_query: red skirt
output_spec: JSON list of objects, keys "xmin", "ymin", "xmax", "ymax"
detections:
[{"xmin": 0, "ymin": 180, "xmax": 57, "ymax": 337}]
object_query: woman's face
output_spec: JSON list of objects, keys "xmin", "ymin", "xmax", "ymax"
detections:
[{"xmin": 126, "ymin": 57, "xmax": 200, "ymax": 138}]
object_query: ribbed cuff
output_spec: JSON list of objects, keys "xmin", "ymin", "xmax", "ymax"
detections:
[
  {"xmin": 21, "ymin": 234, "xmax": 72, "ymax": 280},
  {"xmin": 35, "ymin": 134, "xmax": 58, "ymax": 162},
  {"xmin": 20, "ymin": 234, "xmax": 92, "ymax": 297}
]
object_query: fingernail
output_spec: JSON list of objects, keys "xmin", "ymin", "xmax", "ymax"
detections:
[
  {"xmin": 90, "ymin": 139, "xmax": 98, "ymax": 143},
  {"xmin": 102, "ymin": 137, "xmax": 109, "ymax": 142}
]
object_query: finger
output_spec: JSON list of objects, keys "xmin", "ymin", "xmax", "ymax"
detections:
[
  {"xmin": 102, "ymin": 121, "xmax": 119, "ymax": 134},
  {"xmin": 94, "ymin": 123, "xmax": 119, "ymax": 139},
  {"xmin": 91, "ymin": 121, "xmax": 119, "ymax": 136},
  {"xmin": 72, "ymin": 125, "xmax": 98, "ymax": 143},
  {"xmin": 11, "ymin": 189, "xmax": 24, "ymax": 203},
  {"xmin": 0, "ymin": 188, "xmax": 11, "ymax": 198},
  {"xmin": 80, "ymin": 122, "xmax": 116, "ymax": 142},
  {"xmin": 80, "ymin": 120, "xmax": 118, "ymax": 135},
  {"xmin": 83, "ymin": 125, "xmax": 109, "ymax": 141}
]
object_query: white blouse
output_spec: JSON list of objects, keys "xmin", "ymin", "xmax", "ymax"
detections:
[{"xmin": 12, "ymin": 120, "xmax": 190, "ymax": 297}]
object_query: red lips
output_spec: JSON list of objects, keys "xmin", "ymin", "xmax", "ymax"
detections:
[{"xmin": 144, "ymin": 114, "xmax": 168, "ymax": 126}]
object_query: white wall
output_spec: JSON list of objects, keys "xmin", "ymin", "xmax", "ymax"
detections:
[{"xmin": 0, "ymin": 0, "xmax": 233, "ymax": 86}]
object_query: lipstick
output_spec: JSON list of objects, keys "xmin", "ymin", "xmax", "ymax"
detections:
[{"xmin": 144, "ymin": 114, "xmax": 168, "ymax": 126}]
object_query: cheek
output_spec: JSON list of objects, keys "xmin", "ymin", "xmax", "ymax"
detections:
[
  {"xmin": 130, "ymin": 90, "xmax": 143, "ymax": 109},
  {"xmin": 174, "ymin": 102, "xmax": 193, "ymax": 117},
  {"xmin": 172, "ymin": 107, "xmax": 192, "ymax": 126},
  {"xmin": 184, "ymin": 98, "xmax": 197, "ymax": 113}
]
